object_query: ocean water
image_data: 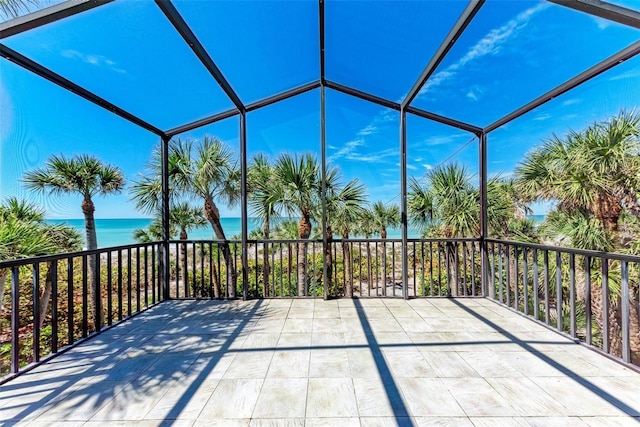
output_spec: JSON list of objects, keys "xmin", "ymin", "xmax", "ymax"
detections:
[
  {"xmin": 528, "ymin": 214, "xmax": 546, "ymax": 223},
  {"xmin": 47, "ymin": 218, "xmax": 254, "ymax": 248},
  {"xmin": 49, "ymin": 216, "xmax": 549, "ymax": 249},
  {"xmin": 46, "ymin": 217, "xmax": 423, "ymax": 248}
]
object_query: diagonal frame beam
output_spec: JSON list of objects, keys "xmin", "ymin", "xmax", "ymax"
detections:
[
  {"xmin": 164, "ymin": 109, "xmax": 239, "ymax": 138},
  {"xmin": 402, "ymin": 0, "xmax": 485, "ymax": 109},
  {"xmin": 549, "ymin": 0, "xmax": 640, "ymax": 30},
  {"xmin": 485, "ymin": 40, "xmax": 640, "ymax": 133},
  {"xmin": 319, "ymin": 0, "xmax": 326, "ymax": 84},
  {"xmin": 406, "ymin": 105, "xmax": 483, "ymax": 135},
  {"xmin": 326, "ymin": 80, "xmax": 483, "ymax": 134},
  {"xmin": 0, "ymin": 0, "xmax": 113, "ymax": 40},
  {"xmin": 246, "ymin": 81, "xmax": 321, "ymax": 112},
  {"xmin": 165, "ymin": 81, "xmax": 321, "ymax": 137},
  {"xmin": 0, "ymin": 43, "xmax": 166, "ymax": 137},
  {"xmin": 154, "ymin": 0, "xmax": 245, "ymax": 112},
  {"xmin": 326, "ymin": 80, "xmax": 401, "ymax": 110}
]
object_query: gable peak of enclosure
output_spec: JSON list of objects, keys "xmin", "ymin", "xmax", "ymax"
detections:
[{"xmin": 1, "ymin": 0, "xmax": 638, "ymax": 139}]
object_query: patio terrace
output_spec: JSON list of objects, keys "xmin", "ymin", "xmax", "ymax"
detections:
[
  {"xmin": 2, "ymin": 297, "xmax": 639, "ymax": 426},
  {"xmin": 1, "ymin": 0, "xmax": 640, "ymax": 424}
]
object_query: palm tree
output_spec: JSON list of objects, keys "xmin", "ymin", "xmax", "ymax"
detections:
[
  {"xmin": 324, "ymin": 176, "xmax": 367, "ymax": 297},
  {"xmin": 408, "ymin": 176, "xmax": 434, "ymax": 233},
  {"xmin": 23, "ymin": 155, "xmax": 124, "ymax": 252},
  {"xmin": 410, "ymin": 164, "xmax": 481, "ymax": 296},
  {"xmin": 170, "ymin": 202, "xmax": 208, "ymax": 295},
  {"xmin": 515, "ymin": 110, "xmax": 640, "ymax": 239},
  {"xmin": 23, "ymin": 154, "xmax": 124, "ymax": 316},
  {"xmin": 272, "ymin": 219, "xmax": 303, "ymax": 295},
  {"xmin": 171, "ymin": 201, "xmax": 206, "ymax": 243},
  {"xmin": 248, "ymin": 153, "xmax": 282, "ymax": 296},
  {"xmin": 409, "ymin": 163, "xmax": 530, "ymax": 296},
  {"xmin": 354, "ymin": 209, "xmax": 376, "ymax": 294},
  {"xmin": 131, "ymin": 137, "xmax": 240, "ymax": 298},
  {"xmin": 38, "ymin": 223, "xmax": 82, "ymax": 327},
  {"xmin": 0, "ymin": 0, "xmax": 41, "ymax": 18},
  {"xmin": 370, "ymin": 201, "xmax": 400, "ymax": 294},
  {"xmin": 274, "ymin": 153, "xmax": 320, "ymax": 296},
  {"xmin": 133, "ymin": 219, "xmax": 170, "ymax": 243},
  {"xmin": 0, "ymin": 198, "xmax": 81, "ymax": 320},
  {"xmin": 515, "ymin": 111, "xmax": 640, "ymax": 363}
]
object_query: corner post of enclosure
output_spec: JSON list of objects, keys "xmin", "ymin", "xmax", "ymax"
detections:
[
  {"xmin": 240, "ymin": 110, "xmax": 249, "ymax": 300},
  {"xmin": 479, "ymin": 131, "xmax": 489, "ymax": 297},
  {"xmin": 320, "ymin": 83, "xmax": 329, "ymax": 300},
  {"xmin": 400, "ymin": 107, "xmax": 409, "ymax": 299},
  {"xmin": 319, "ymin": 0, "xmax": 329, "ymax": 300},
  {"xmin": 161, "ymin": 135, "xmax": 171, "ymax": 301}
]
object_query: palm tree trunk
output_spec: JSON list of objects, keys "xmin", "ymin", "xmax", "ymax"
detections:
[
  {"xmin": 590, "ymin": 281, "xmax": 623, "ymax": 357},
  {"xmin": 38, "ymin": 262, "xmax": 54, "ymax": 328},
  {"xmin": 324, "ymin": 225, "xmax": 333, "ymax": 296},
  {"xmin": 342, "ymin": 229, "xmax": 352, "ymax": 297},
  {"xmin": 263, "ymin": 218, "xmax": 270, "ymax": 297},
  {"xmin": 180, "ymin": 229, "xmax": 189, "ymax": 296},
  {"xmin": 0, "ymin": 269, "xmax": 7, "ymax": 313},
  {"xmin": 297, "ymin": 211, "xmax": 312, "ymax": 297},
  {"xmin": 629, "ymin": 287, "xmax": 640, "ymax": 365},
  {"xmin": 609, "ymin": 299, "xmax": 623, "ymax": 358},
  {"xmin": 82, "ymin": 197, "xmax": 98, "ymax": 324},
  {"xmin": 211, "ymin": 260, "xmax": 221, "ymax": 298},
  {"xmin": 446, "ymin": 241, "xmax": 458, "ymax": 297},
  {"xmin": 594, "ymin": 193, "xmax": 622, "ymax": 233},
  {"xmin": 381, "ymin": 229, "xmax": 387, "ymax": 296},
  {"xmin": 204, "ymin": 196, "xmax": 236, "ymax": 298},
  {"xmin": 297, "ymin": 242, "xmax": 308, "ymax": 296},
  {"xmin": 287, "ymin": 243, "xmax": 293, "ymax": 293},
  {"xmin": 158, "ymin": 245, "xmax": 166, "ymax": 299},
  {"xmin": 367, "ymin": 242, "xmax": 373, "ymax": 294},
  {"xmin": 509, "ymin": 247, "xmax": 518, "ymax": 306}
]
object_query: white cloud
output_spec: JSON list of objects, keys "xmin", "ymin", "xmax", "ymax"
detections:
[
  {"xmin": 422, "ymin": 133, "xmax": 467, "ymax": 147},
  {"xmin": 609, "ymin": 69, "xmax": 640, "ymax": 81},
  {"xmin": 328, "ymin": 138, "xmax": 364, "ymax": 162},
  {"xmin": 533, "ymin": 113, "xmax": 551, "ymax": 121},
  {"xmin": 398, "ymin": 162, "xmax": 418, "ymax": 171},
  {"xmin": 355, "ymin": 148, "xmax": 398, "ymax": 163},
  {"xmin": 423, "ymin": 164, "xmax": 433, "ymax": 170},
  {"xmin": 332, "ymin": 108, "xmax": 398, "ymax": 163},
  {"xmin": 591, "ymin": 16, "xmax": 611, "ymax": 30},
  {"xmin": 418, "ymin": 2, "xmax": 550, "ymax": 97},
  {"xmin": 61, "ymin": 49, "xmax": 126, "ymax": 74},
  {"xmin": 562, "ymin": 99, "xmax": 580, "ymax": 106},
  {"xmin": 358, "ymin": 125, "xmax": 378, "ymax": 136}
]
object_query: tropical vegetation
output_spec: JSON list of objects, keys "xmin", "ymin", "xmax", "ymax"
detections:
[
  {"xmin": 1, "ymin": 111, "xmax": 639, "ymax": 372},
  {"xmin": 22, "ymin": 154, "xmax": 124, "ymax": 317}
]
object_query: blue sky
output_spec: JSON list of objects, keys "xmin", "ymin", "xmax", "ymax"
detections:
[{"xmin": 1, "ymin": 0, "xmax": 639, "ymax": 219}]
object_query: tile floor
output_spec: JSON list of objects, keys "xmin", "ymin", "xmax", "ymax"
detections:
[{"xmin": 1, "ymin": 298, "xmax": 639, "ymax": 426}]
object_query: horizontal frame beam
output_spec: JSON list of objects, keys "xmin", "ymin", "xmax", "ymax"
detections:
[
  {"xmin": 485, "ymin": 40, "xmax": 640, "ymax": 133},
  {"xmin": 166, "ymin": 81, "xmax": 321, "ymax": 137},
  {"xmin": 325, "ymin": 80, "xmax": 400, "ymax": 110},
  {"xmin": 326, "ymin": 80, "xmax": 481, "ymax": 134},
  {"xmin": 406, "ymin": 105, "xmax": 482, "ymax": 135},
  {"xmin": 154, "ymin": 0, "xmax": 245, "ymax": 111},
  {"xmin": 246, "ymin": 81, "xmax": 321, "ymax": 112},
  {"xmin": 402, "ymin": 0, "xmax": 484, "ymax": 108},
  {"xmin": 549, "ymin": 0, "xmax": 640, "ymax": 30},
  {"xmin": 165, "ymin": 108, "xmax": 239, "ymax": 138},
  {"xmin": 0, "ymin": 43, "xmax": 165, "ymax": 137},
  {"xmin": 0, "ymin": 0, "xmax": 113, "ymax": 40}
]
